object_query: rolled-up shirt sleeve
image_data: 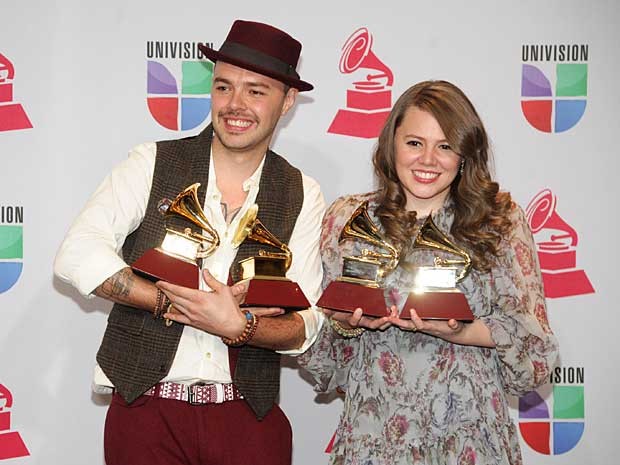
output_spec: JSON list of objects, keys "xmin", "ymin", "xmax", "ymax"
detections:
[
  {"xmin": 53, "ymin": 143, "xmax": 156, "ymax": 296},
  {"xmin": 277, "ymin": 173, "xmax": 326, "ymax": 355},
  {"xmin": 479, "ymin": 205, "xmax": 560, "ymax": 395}
]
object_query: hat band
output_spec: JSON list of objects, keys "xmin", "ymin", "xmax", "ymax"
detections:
[{"xmin": 218, "ymin": 41, "xmax": 300, "ymax": 80}]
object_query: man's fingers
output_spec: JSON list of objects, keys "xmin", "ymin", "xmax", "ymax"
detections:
[
  {"xmin": 159, "ymin": 290, "xmax": 193, "ymax": 313},
  {"xmin": 162, "ymin": 310, "xmax": 190, "ymax": 326},
  {"xmin": 248, "ymin": 307, "xmax": 285, "ymax": 317},
  {"xmin": 156, "ymin": 280, "xmax": 198, "ymax": 300},
  {"xmin": 230, "ymin": 281, "xmax": 248, "ymax": 297},
  {"xmin": 201, "ymin": 269, "xmax": 225, "ymax": 291}
]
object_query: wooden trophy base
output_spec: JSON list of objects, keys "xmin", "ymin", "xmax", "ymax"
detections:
[
  {"xmin": 241, "ymin": 278, "xmax": 311, "ymax": 311},
  {"xmin": 317, "ymin": 280, "xmax": 389, "ymax": 317},
  {"xmin": 132, "ymin": 248, "xmax": 199, "ymax": 288},
  {"xmin": 400, "ymin": 290, "xmax": 474, "ymax": 321}
]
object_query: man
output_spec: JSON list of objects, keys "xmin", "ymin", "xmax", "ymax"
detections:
[{"xmin": 54, "ymin": 20, "xmax": 325, "ymax": 465}]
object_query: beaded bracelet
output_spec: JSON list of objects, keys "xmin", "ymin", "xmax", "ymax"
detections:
[
  {"xmin": 153, "ymin": 289, "xmax": 169, "ymax": 320},
  {"xmin": 221, "ymin": 310, "xmax": 259, "ymax": 347},
  {"xmin": 329, "ymin": 317, "xmax": 366, "ymax": 338}
]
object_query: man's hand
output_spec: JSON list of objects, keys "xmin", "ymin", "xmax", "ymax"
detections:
[{"xmin": 157, "ymin": 269, "xmax": 246, "ymax": 339}]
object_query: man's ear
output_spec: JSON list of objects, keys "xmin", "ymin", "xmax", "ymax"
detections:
[{"xmin": 281, "ymin": 87, "xmax": 298, "ymax": 116}]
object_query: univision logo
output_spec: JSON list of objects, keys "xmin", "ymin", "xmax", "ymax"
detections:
[
  {"xmin": 519, "ymin": 366, "xmax": 585, "ymax": 455},
  {"xmin": 146, "ymin": 41, "xmax": 214, "ymax": 131},
  {"xmin": 0, "ymin": 206, "xmax": 23, "ymax": 294},
  {"xmin": 521, "ymin": 44, "xmax": 588, "ymax": 133}
]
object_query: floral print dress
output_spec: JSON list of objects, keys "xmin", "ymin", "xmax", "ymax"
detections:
[{"xmin": 298, "ymin": 193, "xmax": 559, "ymax": 465}]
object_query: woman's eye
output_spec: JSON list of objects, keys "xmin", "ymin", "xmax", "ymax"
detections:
[
  {"xmin": 406, "ymin": 140, "xmax": 421, "ymax": 147},
  {"xmin": 439, "ymin": 144, "xmax": 453, "ymax": 151}
]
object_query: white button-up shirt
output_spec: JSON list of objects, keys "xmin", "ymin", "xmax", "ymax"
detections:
[{"xmin": 54, "ymin": 142, "xmax": 326, "ymax": 390}]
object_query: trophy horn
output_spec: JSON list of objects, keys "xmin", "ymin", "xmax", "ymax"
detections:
[
  {"xmin": 166, "ymin": 183, "xmax": 220, "ymax": 257},
  {"xmin": 232, "ymin": 204, "xmax": 292, "ymax": 270},
  {"xmin": 340, "ymin": 201, "xmax": 400, "ymax": 276},
  {"xmin": 413, "ymin": 215, "xmax": 472, "ymax": 282}
]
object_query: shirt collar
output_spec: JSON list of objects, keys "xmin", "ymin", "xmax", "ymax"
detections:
[{"xmin": 207, "ymin": 148, "xmax": 266, "ymax": 195}]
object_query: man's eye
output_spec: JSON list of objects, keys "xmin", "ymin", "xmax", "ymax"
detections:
[{"xmin": 250, "ymin": 90, "xmax": 265, "ymax": 96}]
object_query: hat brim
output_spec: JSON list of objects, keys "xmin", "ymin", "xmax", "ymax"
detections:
[{"xmin": 198, "ymin": 43, "xmax": 313, "ymax": 92}]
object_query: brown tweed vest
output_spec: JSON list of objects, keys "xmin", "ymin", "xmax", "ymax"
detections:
[{"xmin": 96, "ymin": 125, "xmax": 304, "ymax": 419}]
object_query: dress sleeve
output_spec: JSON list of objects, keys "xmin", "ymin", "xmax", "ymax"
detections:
[
  {"xmin": 479, "ymin": 205, "xmax": 559, "ymax": 395},
  {"xmin": 297, "ymin": 194, "xmax": 368, "ymax": 393}
]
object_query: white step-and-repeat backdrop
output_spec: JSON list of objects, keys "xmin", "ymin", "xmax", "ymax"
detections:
[{"xmin": 1, "ymin": 1, "xmax": 619, "ymax": 463}]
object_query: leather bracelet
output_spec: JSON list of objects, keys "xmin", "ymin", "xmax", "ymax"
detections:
[
  {"xmin": 222, "ymin": 310, "xmax": 259, "ymax": 347},
  {"xmin": 329, "ymin": 317, "xmax": 365, "ymax": 338},
  {"xmin": 153, "ymin": 289, "xmax": 169, "ymax": 319}
]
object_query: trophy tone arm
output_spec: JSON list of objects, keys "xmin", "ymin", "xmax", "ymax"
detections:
[{"xmin": 94, "ymin": 266, "xmax": 161, "ymax": 315}]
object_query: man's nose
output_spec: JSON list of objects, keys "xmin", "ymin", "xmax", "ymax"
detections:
[{"xmin": 228, "ymin": 90, "xmax": 245, "ymax": 110}]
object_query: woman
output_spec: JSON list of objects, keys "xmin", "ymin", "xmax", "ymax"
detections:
[{"xmin": 298, "ymin": 80, "xmax": 559, "ymax": 465}]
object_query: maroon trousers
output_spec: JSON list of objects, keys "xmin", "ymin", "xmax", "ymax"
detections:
[{"xmin": 104, "ymin": 393, "xmax": 292, "ymax": 465}]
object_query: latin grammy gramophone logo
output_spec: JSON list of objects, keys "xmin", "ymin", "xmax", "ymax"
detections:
[
  {"xmin": 525, "ymin": 189, "xmax": 594, "ymax": 298},
  {"xmin": 328, "ymin": 27, "xmax": 394, "ymax": 139},
  {"xmin": 0, "ymin": 384, "xmax": 29, "ymax": 460},
  {"xmin": 0, "ymin": 53, "xmax": 32, "ymax": 132}
]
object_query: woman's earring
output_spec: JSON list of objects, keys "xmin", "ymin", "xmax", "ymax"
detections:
[{"xmin": 459, "ymin": 159, "xmax": 465, "ymax": 176}]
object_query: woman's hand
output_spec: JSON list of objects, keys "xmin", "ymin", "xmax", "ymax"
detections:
[
  {"xmin": 388, "ymin": 306, "xmax": 465, "ymax": 339},
  {"xmin": 323, "ymin": 307, "xmax": 394, "ymax": 331}
]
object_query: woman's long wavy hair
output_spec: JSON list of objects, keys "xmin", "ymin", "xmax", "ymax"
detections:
[{"xmin": 372, "ymin": 80, "xmax": 513, "ymax": 271}]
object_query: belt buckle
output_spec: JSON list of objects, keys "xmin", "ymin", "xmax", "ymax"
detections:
[{"xmin": 187, "ymin": 382, "xmax": 207, "ymax": 405}]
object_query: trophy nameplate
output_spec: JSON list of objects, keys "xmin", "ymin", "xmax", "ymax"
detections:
[
  {"xmin": 400, "ymin": 266, "xmax": 474, "ymax": 321},
  {"xmin": 400, "ymin": 215, "xmax": 474, "ymax": 321},
  {"xmin": 233, "ymin": 206, "xmax": 311, "ymax": 311},
  {"xmin": 318, "ymin": 201, "xmax": 399, "ymax": 317},
  {"xmin": 131, "ymin": 183, "xmax": 219, "ymax": 289}
]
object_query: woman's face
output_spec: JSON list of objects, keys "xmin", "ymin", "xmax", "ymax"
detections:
[{"xmin": 394, "ymin": 106, "xmax": 461, "ymax": 216}]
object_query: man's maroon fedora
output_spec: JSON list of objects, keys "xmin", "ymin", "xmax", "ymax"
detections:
[{"xmin": 198, "ymin": 20, "xmax": 313, "ymax": 92}]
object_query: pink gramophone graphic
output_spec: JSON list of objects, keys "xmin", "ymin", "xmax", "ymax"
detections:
[
  {"xmin": 328, "ymin": 27, "xmax": 393, "ymax": 139},
  {"xmin": 525, "ymin": 189, "xmax": 594, "ymax": 298},
  {"xmin": 0, "ymin": 53, "xmax": 32, "ymax": 132},
  {"xmin": 0, "ymin": 384, "xmax": 29, "ymax": 460}
]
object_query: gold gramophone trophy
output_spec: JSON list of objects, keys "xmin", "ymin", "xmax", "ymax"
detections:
[
  {"xmin": 231, "ymin": 204, "xmax": 311, "ymax": 311},
  {"xmin": 317, "ymin": 201, "xmax": 400, "ymax": 317},
  {"xmin": 131, "ymin": 183, "xmax": 219, "ymax": 289},
  {"xmin": 400, "ymin": 215, "xmax": 474, "ymax": 321}
]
